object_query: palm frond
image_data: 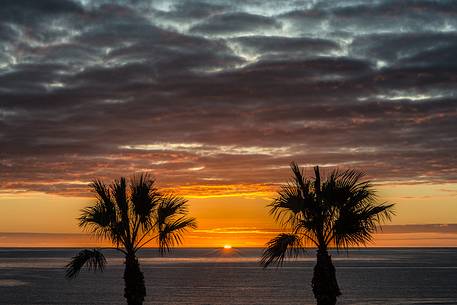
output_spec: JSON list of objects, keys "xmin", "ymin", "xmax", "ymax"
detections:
[
  {"xmin": 335, "ymin": 169, "xmax": 366, "ymax": 192},
  {"xmin": 158, "ymin": 216, "xmax": 197, "ymax": 255},
  {"xmin": 321, "ymin": 169, "xmax": 373, "ymax": 209},
  {"xmin": 333, "ymin": 211, "xmax": 372, "ymax": 249},
  {"xmin": 346, "ymin": 184, "xmax": 377, "ymax": 209},
  {"xmin": 372, "ymin": 203, "xmax": 395, "ymax": 220},
  {"xmin": 65, "ymin": 249, "xmax": 106, "ymax": 279},
  {"xmin": 269, "ymin": 184, "xmax": 304, "ymax": 226},
  {"xmin": 313, "ymin": 166, "xmax": 321, "ymax": 196},
  {"xmin": 112, "ymin": 177, "xmax": 129, "ymax": 220},
  {"xmin": 270, "ymin": 164, "xmax": 318, "ymax": 229},
  {"xmin": 130, "ymin": 173, "xmax": 158, "ymax": 226},
  {"xmin": 294, "ymin": 219, "xmax": 319, "ymax": 241},
  {"xmin": 260, "ymin": 233, "xmax": 303, "ymax": 268},
  {"xmin": 156, "ymin": 194, "xmax": 189, "ymax": 226},
  {"xmin": 90, "ymin": 180, "xmax": 112, "ymax": 207},
  {"xmin": 83, "ymin": 180, "xmax": 118, "ymax": 230},
  {"xmin": 333, "ymin": 203, "xmax": 395, "ymax": 249},
  {"xmin": 79, "ymin": 202, "xmax": 122, "ymax": 244},
  {"xmin": 290, "ymin": 162, "xmax": 307, "ymax": 192}
]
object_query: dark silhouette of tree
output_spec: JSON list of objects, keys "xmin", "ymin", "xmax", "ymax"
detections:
[
  {"xmin": 261, "ymin": 162, "xmax": 394, "ymax": 305},
  {"xmin": 65, "ymin": 174, "xmax": 196, "ymax": 305}
]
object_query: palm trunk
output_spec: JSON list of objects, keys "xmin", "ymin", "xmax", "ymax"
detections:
[
  {"xmin": 311, "ymin": 249, "xmax": 341, "ymax": 305},
  {"xmin": 123, "ymin": 254, "xmax": 146, "ymax": 305}
]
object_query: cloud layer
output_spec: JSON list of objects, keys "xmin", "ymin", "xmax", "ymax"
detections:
[{"xmin": 1, "ymin": 0, "xmax": 456, "ymax": 195}]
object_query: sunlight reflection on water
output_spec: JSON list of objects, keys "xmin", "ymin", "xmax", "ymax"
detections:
[{"xmin": 0, "ymin": 279, "xmax": 28, "ymax": 287}]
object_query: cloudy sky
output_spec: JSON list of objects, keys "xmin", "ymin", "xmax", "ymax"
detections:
[{"xmin": 1, "ymin": 0, "xmax": 456, "ymax": 246}]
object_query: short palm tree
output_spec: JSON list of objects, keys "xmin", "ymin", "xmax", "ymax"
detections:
[
  {"xmin": 261, "ymin": 162, "xmax": 394, "ymax": 305},
  {"xmin": 65, "ymin": 174, "xmax": 196, "ymax": 305}
]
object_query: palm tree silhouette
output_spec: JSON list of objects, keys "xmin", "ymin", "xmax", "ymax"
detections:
[
  {"xmin": 65, "ymin": 174, "xmax": 196, "ymax": 305},
  {"xmin": 261, "ymin": 162, "xmax": 394, "ymax": 305}
]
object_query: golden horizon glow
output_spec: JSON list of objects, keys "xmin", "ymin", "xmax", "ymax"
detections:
[
  {"xmin": 1, "ymin": 231, "xmax": 456, "ymax": 248},
  {"xmin": 1, "ymin": 182, "xmax": 457, "ymax": 247}
]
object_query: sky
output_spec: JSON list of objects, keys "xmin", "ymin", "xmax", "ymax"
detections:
[{"xmin": 0, "ymin": 0, "xmax": 456, "ymax": 247}]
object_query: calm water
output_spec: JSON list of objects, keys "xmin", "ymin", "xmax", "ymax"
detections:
[{"xmin": 0, "ymin": 248, "xmax": 456, "ymax": 305}]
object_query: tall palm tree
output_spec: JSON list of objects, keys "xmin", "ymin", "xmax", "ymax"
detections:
[
  {"xmin": 65, "ymin": 174, "xmax": 196, "ymax": 305},
  {"xmin": 261, "ymin": 162, "xmax": 394, "ymax": 305}
]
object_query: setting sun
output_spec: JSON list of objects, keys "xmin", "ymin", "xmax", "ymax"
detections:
[{"xmin": 223, "ymin": 245, "xmax": 232, "ymax": 249}]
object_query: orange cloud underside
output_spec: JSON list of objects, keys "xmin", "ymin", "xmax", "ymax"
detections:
[
  {"xmin": 1, "ymin": 183, "xmax": 278, "ymax": 199},
  {"xmin": 164, "ymin": 183, "xmax": 277, "ymax": 198}
]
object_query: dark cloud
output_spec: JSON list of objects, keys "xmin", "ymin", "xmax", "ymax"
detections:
[
  {"xmin": 157, "ymin": 1, "xmax": 230, "ymax": 20},
  {"xmin": 189, "ymin": 12, "xmax": 281, "ymax": 36},
  {"xmin": 351, "ymin": 32, "xmax": 457, "ymax": 66},
  {"xmin": 231, "ymin": 36, "xmax": 340, "ymax": 59},
  {"xmin": 0, "ymin": 0, "xmax": 84, "ymax": 23},
  {"xmin": 1, "ymin": 0, "xmax": 456, "ymax": 195},
  {"xmin": 281, "ymin": 1, "xmax": 457, "ymax": 35},
  {"xmin": 380, "ymin": 224, "xmax": 457, "ymax": 234}
]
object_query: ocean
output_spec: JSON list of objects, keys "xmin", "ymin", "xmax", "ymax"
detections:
[{"xmin": 0, "ymin": 248, "xmax": 456, "ymax": 305}]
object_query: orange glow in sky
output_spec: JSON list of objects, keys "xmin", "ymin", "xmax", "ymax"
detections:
[{"xmin": 0, "ymin": 182, "xmax": 456, "ymax": 247}]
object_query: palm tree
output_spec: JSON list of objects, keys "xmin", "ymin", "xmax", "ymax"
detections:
[
  {"xmin": 65, "ymin": 173, "xmax": 196, "ymax": 305},
  {"xmin": 261, "ymin": 162, "xmax": 394, "ymax": 305}
]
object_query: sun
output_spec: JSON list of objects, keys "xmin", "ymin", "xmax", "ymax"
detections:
[{"xmin": 223, "ymin": 245, "xmax": 232, "ymax": 249}]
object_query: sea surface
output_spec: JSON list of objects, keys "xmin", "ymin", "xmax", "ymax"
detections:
[{"xmin": 0, "ymin": 248, "xmax": 456, "ymax": 305}]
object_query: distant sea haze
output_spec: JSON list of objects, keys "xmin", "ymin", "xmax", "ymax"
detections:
[
  {"xmin": 1, "ymin": 248, "xmax": 456, "ymax": 304},
  {"xmin": 1, "ymin": 223, "xmax": 457, "ymax": 248}
]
